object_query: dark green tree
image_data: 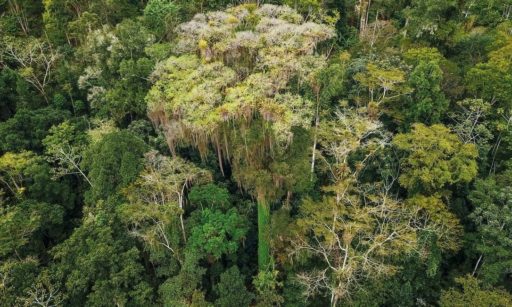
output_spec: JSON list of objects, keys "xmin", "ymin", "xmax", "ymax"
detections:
[
  {"xmin": 468, "ymin": 170, "xmax": 512, "ymax": 286},
  {"xmin": 83, "ymin": 131, "xmax": 147, "ymax": 202},
  {"xmin": 189, "ymin": 208, "xmax": 248, "ymax": 261},
  {"xmin": 215, "ymin": 266, "xmax": 254, "ymax": 307},
  {"xmin": 404, "ymin": 60, "xmax": 448, "ymax": 126},
  {"xmin": 51, "ymin": 202, "xmax": 153, "ymax": 306}
]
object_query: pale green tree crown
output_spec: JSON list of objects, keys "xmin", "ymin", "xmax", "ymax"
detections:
[{"xmin": 146, "ymin": 4, "xmax": 335, "ymax": 154}]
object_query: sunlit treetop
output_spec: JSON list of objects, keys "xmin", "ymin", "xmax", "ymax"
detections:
[
  {"xmin": 393, "ymin": 124, "xmax": 478, "ymax": 194},
  {"xmin": 146, "ymin": 4, "xmax": 335, "ymax": 155},
  {"xmin": 174, "ymin": 4, "xmax": 333, "ymax": 57}
]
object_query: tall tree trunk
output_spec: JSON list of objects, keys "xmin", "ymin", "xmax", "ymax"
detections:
[
  {"xmin": 310, "ymin": 87, "xmax": 321, "ymax": 181},
  {"xmin": 257, "ymin": 193, "xmax": 271, "ymax": 270},
  {"xmin": 358, "ymin": 0, "xmax": 371, "ymax": 36},
  {"xmin": 215, "ymin": 136, "xmax": 225, "ymax": 177}
]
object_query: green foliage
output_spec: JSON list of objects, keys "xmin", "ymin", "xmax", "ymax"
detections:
[
  {"xmin": 22, "ymin": 160, "xmax": 76, "ymax": 210},
  {"xmin": 352, "ymin": 254, "xmax": 443, "ymax": 307},
  {"xmin": 0, "ymin": 257, "xmax": 39, "ymax": 306},
  {"xmin": 0, "ymin": 200, "xmax": 62, "ymax": 258},
  {"xmin": 3, "ymin": 0, "xmax": 512, "ymax": 305},
  {"xmin": 158, "ymin": 248, "xmax": 206, "ymax": 306},
  {"xmin": 146, "ymin": 4, "xmax": 334, "ymax": 152},
  {"xmin": 0, "ymin": 0, "xmax": 44, "ymax": 36},
  {"xmin": 315, "ymin": 52, "xmax": 350, "ymax": 105},
  {"xmin": 189, "ymin": 183, "xmax": 231, "ymax": 209},
  {"xmin": 43, "ymin": 120, "xmax": 90, "ymax": 184},
  {"xmin": 282, "ymin": 0, "xmax": 322, "ymax": 14},
  {"xmin": 449, "ymin": 99, "xmax": 493, "ymax": 168},
  {"xmin": 83, "ymin": 131, "xmax": 148, "ymax": 202},
  {"xmin": 189, "ymin": 208, "xmax": 248, "ymax": 261},
  {"xmin": 77, "ymin": 18, "xmax": 157, "ymax": 122},
  {"xmin": 403, "ymin": 0, "xmax": 458, "ymax": 42},
  {"xmin": 51, "ymin": 202, "xmax": 153, "ymax": 306},
  {"xmin": 406, "ymin": 195, "xmax": 462, "ymax": 253},
  {"xmin": 0, "ymin": 151, "xmax": 36, "ymax": 197},
  {"xmin": 293, "ymin": 192, "xmax": 419, "ymax": 304},
  {"xmin": 0, "ymin": 67, "xmax": 18, "ymax": 121},
  {"xmin": 214, "ymin": 266, "xmax": 254, "ymax": 307},
  {"xmin": 43, "ymin": 0, "xmax": 141, "ymax": 44},
  {"xmin": 462, "ymin": 0, "xmax": 512, "ymax": 26},
  {"xmin": 393, "ymin": 124, "xmax": 478, "ymax": 194},
  {"xmin": 353, "ymin": 60, "xmax": 410, "ymax": 113},
  {"xmin": 257, "ymin": 199, "xmax": 271, "ymax": 270},
  {"xmin": 440, "ymin": 275, "xmax": 512, "ymax": 307},
  {"xmin": 104, "ymin": 57, "xmax": 155, "ymax": 121},
  {"xmin": 253, "ymin": 269, "xmax": 284, "ymax": 307},
  {"xmin": 465, "ymin": 22, "xmax": 512, "ymax": 110},
  {"xmin": 147, "ymin": 4, "xmax": 334, "ymax": 270},
  {"xmin": 144, "ymin": 0, "xmax": 179, "ymax": 38},
  {"xmin": 0, "ymin": 107, "xmax": 69, "ymax": 152},
  {"xmin": 468, "ymin": 172, "xmax": 512, "ymax": 286},
  {"xmin": 2, "ymin": 36, "xmax": 60, "ymax": 103},
  {"xmin": 404, "ymin": 60, "xmax": 448, "ymax": 125},
  {"xmin": 119, "ymin": 150, "xmax": 212, "ymax": 277},
  {"xmin": 0, "ymin": 198, "xmax": 66, "ymax": 306},
  {"xmin": 403, "ymin": 47, "xmax": 444, "ymax": 64}
]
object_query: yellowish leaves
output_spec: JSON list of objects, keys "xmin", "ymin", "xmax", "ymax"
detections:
[
  {"xmin": 354, "ymin": 63, "xmax": 409, "ymax": 107},
  {"xmin": 0, "ymin": 152, "xmax": 34, "ymax": 175},
  {"xmin": 406, "ymin": 195, "xmax": 463, "ymax": 253},
  {"xmin": 0, "ymin": 151, "xmax": 36, "ymax": 197},
  {"xmin": 440, "ymin": 275, "xmax": 512, "ymax": 306},
  {"xmin": 121, "ymin": 151, "xmax": 212, "ymax": 254},
  {"xmin": 393, "ymin": 123, "xmax": 478, "ymax": 193},
  {"xmin": 148, "ymin": 5, "xmax": 334, "ymax": 155},
  {"xmin": 266, "ymin": 94, "xmax": 314, "ymax": 145},
  {"xmin": 339, "ymin": 51, "xmax": 351, "ymax": 62},
  {"xmin": 319, "ymin": 108, "xmax": 382, "ymax": 167},
  {"xmin": 404, "ymin": 47, "xmax": 444, "ymax": 64},
  {"xmin": 19, "ymin": 67, "xmax": 34, "ymax": 78},
  {"xmin": 225, "ymin": 15, "xmax": 239, "ymax": 24},
  {"xmin": 293, "ymin": 191, "xmax": 419, "ymax": 302},
  {"xmin": 147, "ymin": 56, "xmax": 237, "ymax": 146},
  {"xmin": 87, "ymin": 119, "xmax": 119, "ymax": 144},
  {"xmin": 198, "ymin": 39, "xmax": 208, "ymax": 50},
  {"xmin": 135, "ymin": 150, "xmax": 212, "ymax": 201}
]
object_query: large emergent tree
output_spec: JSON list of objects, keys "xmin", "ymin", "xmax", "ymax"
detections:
[{"xmin": 146, "ymin": 4, "xmax": 335, "ymax": 269}]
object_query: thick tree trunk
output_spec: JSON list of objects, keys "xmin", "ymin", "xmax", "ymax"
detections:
[{"xmin": 257, "ymin": 194, "xmax": 271, "ymax": 270}]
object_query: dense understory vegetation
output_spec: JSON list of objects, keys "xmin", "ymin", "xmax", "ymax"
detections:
[{"xmin": 1, "ymin": 1, "xmax": 512, "ymax": 306}]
